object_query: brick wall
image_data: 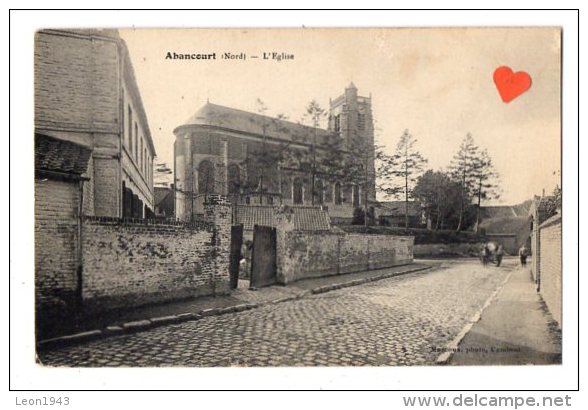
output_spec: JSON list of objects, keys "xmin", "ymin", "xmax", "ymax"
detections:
[
  {"xmin": 81, "ymin": 198, "xmax": 231, "ymax": 313},
  {"xmin": 35, "ymin": 178, "xmax": 81, "ymax": 336},
  {"xmin": 539, "ymin": 215, "xmax": 562, "ymax": 328},
  {"xmin": 92, "ymin": 156, "xmax": 120, "ymax": 217},
  {"xmin": 35, "ymin": 30, "xmax": 120, "ymax": 133},
  {"xmin": 276, "ymin": 230, "xmax": 414, "ymax": 284}
]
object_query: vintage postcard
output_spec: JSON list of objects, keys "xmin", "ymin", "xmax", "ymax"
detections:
[{"xmin": 33, "ymin": 27, "xmax": 562, "ymax": 368}]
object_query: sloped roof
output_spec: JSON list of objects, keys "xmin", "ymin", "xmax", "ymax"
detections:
[
  {"xmin": 511, "ymin": 199, "xmax": 533, "ymax": 216},
  {"xmin": 378, "ymin": 201, "xmax": 421, "ymax": 217},
  {"xmin": 154, "ymin": 186, "xmax": 172, "ymax": 204},
  {"xmin": 154, "ymin": 186, "xmax": 175, "ymax": 216},
  {"xmin": 478, "ymin": 206, "xmax": 517, "ymax": 219},
  {"xmin": 177, "ymin": 103, "xmax": 332, "ymax": 144},
  {"xmin": 479, "ymin": 216, "xmax": 531, "ymax": 235},
  {"xmin": 35, "ymin": 134, "xmax": 92, "ymax": 176},
  {"xmin": 235, "ymin": 205, "xmax": 331, "ymax": 231}
]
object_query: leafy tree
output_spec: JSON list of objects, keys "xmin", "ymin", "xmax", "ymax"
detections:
[
  {"xmin": 543, "ymin": 184, "xmax": 562, "ymax": 219},
  {"xmin": 380, "ymin": 130, "xmax": 428, "ymax": 229},
  {"xmin": 413, "ymin": 170, "xmax": 463, "ymax": 230}
]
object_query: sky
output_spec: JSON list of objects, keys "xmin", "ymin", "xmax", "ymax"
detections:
[{"xmin": 119, "ymin": 27, "xmax": 561, "ymax": 206}]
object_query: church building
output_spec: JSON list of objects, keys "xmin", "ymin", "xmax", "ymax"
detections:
[{"xmin": 173, "ymin": 83, "xmax": 376, "ymax": 223}]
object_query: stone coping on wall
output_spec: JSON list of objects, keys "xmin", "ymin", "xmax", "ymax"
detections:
[{"xmin": 83, "ymin": 215, "xmax": 213, "ymax": 230}]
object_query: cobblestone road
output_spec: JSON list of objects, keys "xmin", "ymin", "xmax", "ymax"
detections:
[{"xmin": 39, "ymin": 259, "xmax": 512, "ymax": 367}]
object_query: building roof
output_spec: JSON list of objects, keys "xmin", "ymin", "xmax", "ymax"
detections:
[
  {"xmin": 154, "ymin": 186, "xmax": 175, "ymax": 217},
  {"xmin": 478, "ymin": 206, "xmax": 518, "ymax": 219},
  {"xmin": 377, "ymin": 201, "xmax": 421, "ymax": 217},
  {"xmin": 235, "ymin": 205, "xmax": 331, "ymax": 231},
  {"xmin": 478, "ymin": 216, "xmax": 531, "ymax": 235},
  {"xmin": 35, "ymin": 134, "xmax": 92, "ymax": 176},
  {"xmin": 177, "ymin": 102, "xmax": 332, "ymax": 145}
]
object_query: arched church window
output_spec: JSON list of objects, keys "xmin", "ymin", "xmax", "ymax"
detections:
[
  {"xmin": 353, "ymin": 185, "xmax": 360, "ymax": 207},
  {"xmin": 315, "ymin": 179, "xmax": 324, "ymax": 205},
  {"xmin": 228, "ymin": 164, "xmax": 241, "ymax": 195},
  {"xmin": 293, "ymin": 177, "xmax": 303, "ymax": 205},
  {"xmin": 198, "ymin": 160, "xmax": 215, "ymax": 195},
  {"xmin": 334, "ymin": 182, "xmax": 342, "ymax": 205}
]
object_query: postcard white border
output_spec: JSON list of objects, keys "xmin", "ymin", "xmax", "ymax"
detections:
[{"xmin": 8, "ymin": 7, "xmax": 580, "ymax": 393}]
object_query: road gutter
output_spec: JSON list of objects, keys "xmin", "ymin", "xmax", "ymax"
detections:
[{"xmin": 436, "ymin": 269, "xmax": 514, "ymax": 365}]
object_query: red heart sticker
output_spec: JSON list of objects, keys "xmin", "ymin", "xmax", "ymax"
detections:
[{"xmin": 493, "ymin": 66, "xmax": 532, "ymax": 103}]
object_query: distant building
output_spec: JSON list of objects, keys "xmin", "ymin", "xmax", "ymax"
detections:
[
  {"xmin": 154, "ymin": 186, "xmax": 175, "ymax": 218},
  {"xmin": 35, "ymin": 29, "xmax": 156, "ymax": 218},
  {"xmin": 173, "ymin": 83, "xmax": 376, "ymax": 223},
  {"xmin": 478, "ymin": 216, "xmax": 532, "ymax": 255},
  {"xmin": 376, "ymin": 201, "xmax": 424, "ymax": 228},
  {"xmin": 475, "ymin": 204, "xmax": 533, "ymax": 255}
]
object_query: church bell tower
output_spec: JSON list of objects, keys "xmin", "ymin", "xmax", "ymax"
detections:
[{"xmin": 328, "ymin": 83, "xmax": 376, "ymax": 202}]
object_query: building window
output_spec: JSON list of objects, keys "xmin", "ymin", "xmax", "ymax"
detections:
[
  {"xmin": 198, "ymin": 160, "xmax": 215, "ymax": 195},
  {"xmin": 324, "ymin": 181, "xmax": 332, "ymax": 203},
  {"xmin": 281, "ymin": 176, "xmax": 291, "ymax": 200},
  {"xmin": 293, "ymin": 177, "xmax": 303, "ymax": 205},
  {"xmin": 358, "ymin": 113, "xmax": 366, "ymax": 131},
  {"xmin": 334, "ymin": 115, "xmax": 341, "ymax": 132},
  {"xmin": 228, "ymin": 164, "xmax": 241, "ymax": 195},
  {"xmin": 134, "ymin": 123, "xmax": 138, "ymax": 160},
  {"xmin": 267, "ymin": 196, "xmax": 274, "ymax": 205},
  {"xmin": 315, "ymin": 179, "xmax": 324, "ymax": 205},
  {"xmin": 140, "ymin": 139, "xmax": 144, "ymax": 171},
  {"xmin": 334, "ymin": 182, "xmax": 342, "ymax": 205},
  {"xmin": 353, "ymin": 185, "xmax": 360, "ymax": 207},
  {"xmin": 128, "ymin": 105, "xmax": 133, "ymax": 151}
]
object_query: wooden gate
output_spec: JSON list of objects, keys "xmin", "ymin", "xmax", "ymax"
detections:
[
  {"xmin": 250, "ymin": 225, "xmax": 277, "ymax": 288},
  {"xmin": 229, "ymin": 224, "xmax": 244, "ymax": 289}
]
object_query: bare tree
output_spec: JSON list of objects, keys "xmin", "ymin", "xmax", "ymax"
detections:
[
  {"xmin": 449, "ymin": 133, "xmax": 481, "ymax": 232},
  {"xmin": 471, "ymin": 149, "xmax": 501, "ymax": 231},
  {"xmin": 379, "ymin": 129, "xmax": 428, "ymax": 229},
  {"xmin": 240, "ymin": 99, "xmax": 292, "ymax": 204}
]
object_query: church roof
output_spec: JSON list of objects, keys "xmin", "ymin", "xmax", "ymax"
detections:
[{"xmin": 177, "ymin": 103, "xmax": 332, "ymax": 144}]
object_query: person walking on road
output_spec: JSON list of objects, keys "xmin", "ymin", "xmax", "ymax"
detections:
[
  {"xmin": 519, "ymin": 245, "xmax": 529, "ymax": 267},
  {"xmin": 480, "ymin": 243, "xmax": 490, "ymax": 267},
  {"xmin": 495, "ymin": 244, "xmax": 504, "ymax": 267}
]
